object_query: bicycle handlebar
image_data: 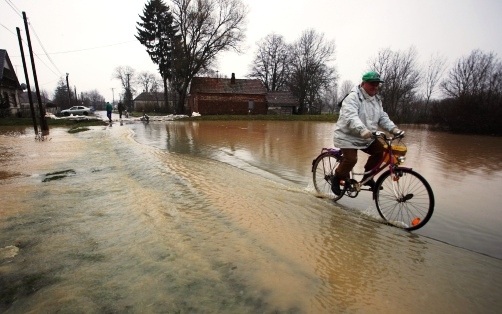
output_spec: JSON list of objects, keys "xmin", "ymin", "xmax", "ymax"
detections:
[{"xmin": 372, "ymin": 130, "xmax": 405, "ymax": 141}]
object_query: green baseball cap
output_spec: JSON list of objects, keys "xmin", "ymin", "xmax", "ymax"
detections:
[{"xmin": 362, "ymin": 71, "xmax": 384, "ymax": 83}]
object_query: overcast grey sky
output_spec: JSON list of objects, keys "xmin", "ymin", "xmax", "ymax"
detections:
[{"xmin": 2, "ymin": 0, "xmax": 502, "ymax": 103}]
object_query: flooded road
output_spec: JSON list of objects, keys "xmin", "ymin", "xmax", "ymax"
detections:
[
  {"xmin": 1, "ymin": 121, "xmax": 502, "ymax": 313},
  {"xmin": 128, "ymin": 120, "xmax": 502, "ymax": 260}
]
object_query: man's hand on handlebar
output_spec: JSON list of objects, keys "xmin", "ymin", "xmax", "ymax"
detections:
[
  {"xmin": 371, "ymin": 130, "xmax": 405, "ymax": 139},
  {"xmin": 392, "ymin": 128, "xmax": 405, "ymax": 138},
  {"xmin": 361, "ymin": 129, "xmax": 372, "ymax": 139},
  {"xmin": 394, "ymin": 130, "xmax": 405, "ymax": 138}
]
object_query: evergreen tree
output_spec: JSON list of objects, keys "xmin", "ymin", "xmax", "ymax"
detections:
[
  {"xmin": 136, "ymin": 0, "xmax": 177, "ymax": 112},
  {"xmin": 53, "ymin": 78, "xmax": 71, "ymax": 110}
]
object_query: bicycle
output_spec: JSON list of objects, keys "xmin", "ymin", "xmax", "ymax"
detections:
[{"xmin": 311, "ymin": 131, "xmax": 434, "ymax": 231}]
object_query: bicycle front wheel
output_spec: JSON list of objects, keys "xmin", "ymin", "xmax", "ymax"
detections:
[
  {"xmin": 312, "ymin": 153, "xmax": 346, "ymax": 201},
  {"xmin": 374, "ymin": 169, "xmax": 434, "ymax": 231}
]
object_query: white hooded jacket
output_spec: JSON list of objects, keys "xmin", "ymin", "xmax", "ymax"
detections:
[{"xmin": 333, "ymin": 85, "xmax": 396, "ymax": 149}]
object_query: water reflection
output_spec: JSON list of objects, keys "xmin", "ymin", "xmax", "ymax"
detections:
[
  {"xmin": 403, "ymin": 124, "xmax": 502, "ymax": 177},
  {"xmin": 131, "ymin": 121, "xmax": 337, "ymax": 186}
]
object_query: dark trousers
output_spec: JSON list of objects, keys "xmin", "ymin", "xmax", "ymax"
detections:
[{"xmin": 335, "ymin": 140, "xmax": 386, "ymax": 179}]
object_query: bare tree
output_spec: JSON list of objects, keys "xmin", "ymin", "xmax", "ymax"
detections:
[
  {"xmin": 423, "ymin": 53, "xmax": 446, "ymax": 114},
  {"xmin": 368, "ymin": 47, "xmax": 421, "ymax": 120},
  {"xmin": 329, "ymin": 79, "xmax": 355, "ymax": 112},
  {"xmin": 113, "ymin": 66, "xmax": 135, "ymax": 91},
  {"xmin": 136, "ymin": 71, "xmax": 160, "ymax": 93},
  {"xmin": 434, "ymin": 49, "xmax": 502, "ymax": 134},
  {"xmin": 289, "ymin": 29, "xmax": 337, "ymax": 114},
  {"xmin": 247, "ymin": 33, "xmax": 290, "ymax": 91},
  {"xmin": 339, "ymin": 80, "xmax": 354, "ymax": 98},
  {"xmin": 169, "ymin": 0, "xmax": 248, "ymax": 114},
  {"xmin": 321, "ymin": 84, "xmax": 338, "ymax": 114},
  {"xmin": 441, "ymin": 49, "xmax": 502, "ymax": 98},
  {"xmin": 82, "ymin": 90, "xmax": 105, "ymax": 109},
  {"xmin": 39, "ymin": 89, "xmax": 51, "ymax": 105},
  {"xmin": 150, "ymin": 76, "xmax": 163, "ymax": 93},
  {"xmin": 113, "ymin": 66, "xmax": 136, "ymax": 109}
]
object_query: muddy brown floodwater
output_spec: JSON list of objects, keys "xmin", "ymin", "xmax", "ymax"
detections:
[{"xmin": 1, "ymin": 121, "xmax": 501, "ymax": 313}]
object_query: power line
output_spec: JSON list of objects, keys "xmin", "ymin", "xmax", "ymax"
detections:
[
  {"xmin": 4, "ymin": 0, "xmax": 22, "ymax": 17},
  {"xmin": 3, "ymin": 0, "xmax": 137, "ymax": 79},
  {"xmin": 25, "ymin": 16, "xmax": 63, "ymax": 77},
  {"xmin": 0, "ymin": 23, "xmax": 16, "ymax": 35},
  {"xmin": 45, "ymin": 41, "xmax": 137, "ymax": 55},
  {"xmin": 2, "ymin": 2, "xmax": 62, "ymax": 78},
  {"xmin": 2, "ymin": 1, "xmax": 139, "ymax": 94}
]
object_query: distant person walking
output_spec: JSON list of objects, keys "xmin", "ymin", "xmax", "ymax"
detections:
[
  {"xmin": 118, "ymin": 102, "xmax": 125, "ymax": 119},
  {"xmin": 106, "ymin": 102, "xmax": 113, "ymax": 122}
]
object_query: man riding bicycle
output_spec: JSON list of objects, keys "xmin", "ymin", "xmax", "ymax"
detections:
[{"xmin": 331, "ymin": 71, "xmax": 403, "ymax": 195}]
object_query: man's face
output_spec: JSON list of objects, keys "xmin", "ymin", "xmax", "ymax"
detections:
[{"xmin": 362, "ymin": 81, "xmax": 380, "ymax": 96}]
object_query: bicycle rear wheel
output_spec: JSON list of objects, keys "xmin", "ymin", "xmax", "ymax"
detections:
[
  {"xmin": 312, "ymin": 153, "xmax": 347, "ymax": 201},
  {"xmin": 374, "ymin": 169, "xmax": 434, "ymax": 231}
]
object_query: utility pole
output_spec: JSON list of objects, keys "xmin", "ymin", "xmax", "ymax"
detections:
[
  {"xmin": 66, "ymin": 73, "xmax": 71, "ymax": 108},
  {"xmin": 16, "ymin": 27, "xmax": 38, "ymax": 135},
  {"xmin": 23, "ymin": 11, "xmax": 49, "ymax": 135},
  {"xmin": 126, "ymin": 73, "xmax": 131, "ymax": 111},
  {"xmin": 111, "ymin": 88, "xmax": 115, "ymax": 105}
]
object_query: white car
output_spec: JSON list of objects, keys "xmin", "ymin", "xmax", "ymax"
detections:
[{"xmin": 61, "ymin": 106, "xmax": 92, "ymax": 116}]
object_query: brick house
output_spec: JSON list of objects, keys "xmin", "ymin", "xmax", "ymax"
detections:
[
  {"xmin": 266, "ymin": 91, "xmax": 299, "ymax": 115},
  {"xmin": 188, "ymin": 73, "xmax": 267, "ymax": 115},
  {"xmin": 0, "ymin": 49, "xmax": 22, "ymax": 117}
]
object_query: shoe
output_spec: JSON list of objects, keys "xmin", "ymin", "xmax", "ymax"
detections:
[
  {"xmin": 331, "ymin": 175, "xmax": 342, "ymax": 196},
  {"xmin": 363, "ymin": 178, "xmax": 376, "ymax": 189},
  {"xmin": 363, "ymin": 178, "xmax": 382, "ymax": 191}
]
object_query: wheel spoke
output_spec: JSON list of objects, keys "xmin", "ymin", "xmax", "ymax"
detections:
[
  {"xmin": 375, "ymin": 169, "xmax": 434, "ymax": 230},
  {"xmin": 312, "ymin": 153, "xmax": 346, "ymax": 201}
]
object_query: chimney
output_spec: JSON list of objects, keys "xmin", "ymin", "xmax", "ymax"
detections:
[{"xmin": 231, "ymin": 73, "xmax": 236, "ymax": 84}]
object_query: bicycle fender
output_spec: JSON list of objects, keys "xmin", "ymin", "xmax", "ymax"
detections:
[
  {"xmin": 311, "ymin": 150, "xmax": 342, "ymax": 172},
  {"xmin": 311, "ymin": 153, "xmax": 331, "ymax": 172}
]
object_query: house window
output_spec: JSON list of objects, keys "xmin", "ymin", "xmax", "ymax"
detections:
[{"xmin": 248, "ymin": 100, "xmax": 254, "ymax": 110}]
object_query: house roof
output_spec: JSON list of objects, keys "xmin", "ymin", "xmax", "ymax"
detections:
[
  {"xmin": 0, "ymin": 49, "xmax": 21, "ymax": 89},
  {"xmin": 266, "ymin": 91, "xmax": 299, "ymax": 106},
  {"xmin": 20, "ymin": 91, "xmax": 51, "ymax": 103},
  {"xmin": 190, "ymin": 76, "xmax": 266, "ymax": 95},
  {"xmin": 134, "ymin": 92, "xmax": 164, "ymax": 101}
]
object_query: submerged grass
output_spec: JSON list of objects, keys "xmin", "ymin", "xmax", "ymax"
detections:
[
  {"xmin": 0, "ymin": 118, "xmax": 107, "ymax": 134},
  {"xmin": 68, "ymin": 127, "xmax": 91, "ymax": 134},
  {"xmin": 0, "ymin": 118, "xmax": 107, "ymax": 127},
  {"xmin": 0, "ymin": 271, "xmax": 59, "ymax": 309}
]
